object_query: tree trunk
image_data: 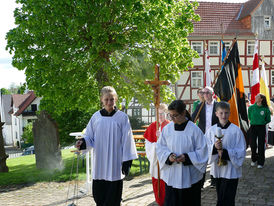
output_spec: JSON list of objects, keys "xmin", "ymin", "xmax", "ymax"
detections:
[{"xmin": 0, "ymin": 121, "xmax": 9, "ymax": 173}]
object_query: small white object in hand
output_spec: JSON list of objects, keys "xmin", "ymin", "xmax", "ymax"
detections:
[{"xmin": 216, "ymin": 127, "xmax": 222, "ymax": 137}]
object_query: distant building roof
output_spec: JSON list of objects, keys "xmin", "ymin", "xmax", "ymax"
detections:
[
  {"xmin": 2, "ymin": 95, "xmax": 12, "ymax": 124},
  {"xmin": 190, "ymin": 1, "xmax": 257, "ymax": 37},
  {"xmin": 12, "ymin": 91, "xmax": 37, "ymax": 116}
]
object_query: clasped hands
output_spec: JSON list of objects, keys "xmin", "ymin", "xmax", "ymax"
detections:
[{"xmin": 169, "ymin": 153, "xmax": 186, "ymax": 163}]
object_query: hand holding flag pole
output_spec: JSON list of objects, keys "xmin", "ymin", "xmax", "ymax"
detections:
[{"xmin": 194, "ymin": 38, "xmax": 237, "ymax": 123}]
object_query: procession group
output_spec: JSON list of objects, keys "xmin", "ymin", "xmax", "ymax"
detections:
[{"xmin": 75, "ymin": 85, "xmax": 271, "ymax": 206}]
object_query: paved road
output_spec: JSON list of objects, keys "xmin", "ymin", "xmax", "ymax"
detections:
[{"xmin": 0, "ymin": 147, "xmax": 274, "ymax": 206}]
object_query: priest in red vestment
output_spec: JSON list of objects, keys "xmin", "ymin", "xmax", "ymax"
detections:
[{"xmin": 144, "ymin": 103, "xmax": 170, "ymax": 206}]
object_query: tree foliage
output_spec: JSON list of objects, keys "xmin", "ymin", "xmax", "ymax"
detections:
[
  {"xmin": 21, "ymin": 123, "xmax": 33, "ymax": 144},
  {"xmin": 1, "ymin": 84, "xmax": 25, "ymax": 95},
  {"xmin": 0, "ymin": 88, "xmax": 10, "ymax": 95},
  {"xmin": 6, "ymin": 0, "xmax": 200, "ymax": 114},
  {"xmin": 54, "ymin": 108, "xmax": 97, "ymax": 145}
]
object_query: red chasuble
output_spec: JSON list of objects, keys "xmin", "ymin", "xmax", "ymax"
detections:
[{"xmin": 144, "ymin": 120, "xmax": 170, "ymax": 142}]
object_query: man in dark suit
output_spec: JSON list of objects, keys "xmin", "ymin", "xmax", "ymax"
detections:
[{"xmin": 192, "ymin": 86, "xmax": 219, "ymax": 188}]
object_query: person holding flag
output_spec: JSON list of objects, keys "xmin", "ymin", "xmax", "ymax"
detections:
[
  {"xmin": 248, "ymin": 93, "xmax": 271, "ymax": 169},
  {"xmin": 144, "ymin": 103, "xmax": 170, "ymax": 206}
]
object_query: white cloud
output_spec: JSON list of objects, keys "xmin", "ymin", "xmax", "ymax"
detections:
[
  {"xmin": 0, "ymin": 61, "xmax": 25, "ymax": 89},
  {"xmin": 0, "ymin": 1, "xmax": 25, "ymax": 89}
]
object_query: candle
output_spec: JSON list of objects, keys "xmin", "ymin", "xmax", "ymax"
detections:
[{"xmin": 216, "ymin": 127, "xmax": 222, "ymax": 137}]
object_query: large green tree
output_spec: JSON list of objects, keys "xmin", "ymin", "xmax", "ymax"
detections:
[{"xmin": 6, "ymin": 0, "xmax": 199, "ymax": 114}]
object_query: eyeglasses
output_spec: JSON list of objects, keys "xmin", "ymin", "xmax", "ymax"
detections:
[
  {"xmin": 203, "ymin": 91, "xmax": 212, "ymax": 95},
  {"xmin": 167, "ymin": 113, "xmax": 181, "ymax": 119},
  {"xmin": 159, "ymin": 113, "xmax": 166, "ymax": 116}
]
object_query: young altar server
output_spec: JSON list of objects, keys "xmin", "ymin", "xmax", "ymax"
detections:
[
  {"xmin": 76, "ymin": 86, "xmax": 137, "ymax": 206},
  {"xmin": 205, "ymin": 101, "xmax": 246, "ymax": 206},
  {"xmin": 156, "ymin": 100, "xmax": 208, "ymax": 206},
  {"xmin": 144, "ymin": 103, "xmax": 170, "ymax": 206}
]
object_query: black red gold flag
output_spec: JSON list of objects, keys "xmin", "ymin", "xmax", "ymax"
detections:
[{"xmin": 214, "ymin": 41, "xmax": 249, "ymax": 133}]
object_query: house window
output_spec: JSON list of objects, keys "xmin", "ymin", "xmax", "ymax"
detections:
[
  {"xmin": 264, "ymin": 16, "xmax": 271, "ymax": 29},
  {"xmin": 271, "ymin": 71, "xmax": 274, "ymax": 85},
  {"xmin": 191, "ymin": 71, "xmax": 203, "ymax": 88},
  {"xmin": 132, "ymin": 108, "xmax": 141, "ymax": 117},
  {"xmin": 247, "ymin": 40, "xmax": 255, "ymax": 55},
  {"xmin": 209, "ymin": 41, "xmax": 219, "ymax": 55},
  {"xmin": 151, "ymin": 108, "xmax": 155, "ymax": 116},
  {"xmin": 272, "ymin": 42, "xmax": 274, "ymax": 54},
  {"xmin": 191, "ymin": 41, "xmax": 203, "ymax": 55},
  {"xmin": 31, "ymin": 104, "xmax": 37, "ymax": 111}
]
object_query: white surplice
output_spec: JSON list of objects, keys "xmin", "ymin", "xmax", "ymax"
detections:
[
  {"xmin": 84, "ymin": 110, "xmax": 138, "ymax": 181},
  {"xmin": 205, "ymin": 123, "xmax": 246, "ymax": 179},
  {"xmin": 145, "ymin": 140, "xmax": 158, "ymax": 178},
  {"xmin": 156, "ymin": 121, "xmax": 208, "ymax": 189}
]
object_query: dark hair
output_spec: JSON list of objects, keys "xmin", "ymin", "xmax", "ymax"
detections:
[
  {"xmin": 168, "ymin": 100, "xmax": 192, "ymax": 121},
  {"xmin": 260, "ymin": 94, "xmax": 268, "ymax": 108},
  {"xmin": 216, "ymin": 101, "xmax": 230, "ymax": 111},
  {"xmin": 197, "ymin": 87, "xmax": 203, "ymax": 94}
]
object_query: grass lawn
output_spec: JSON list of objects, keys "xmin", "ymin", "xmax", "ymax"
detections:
[{"xmin": 0, "ymin": 149, "xmax": 148, "ymax": 186}]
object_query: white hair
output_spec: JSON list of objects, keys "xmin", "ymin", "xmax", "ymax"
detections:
[{"xmin": 204, "ymin": 86, "xmax": 214, "ymax": 94}]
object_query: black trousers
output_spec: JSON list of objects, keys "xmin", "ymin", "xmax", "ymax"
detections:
[
  {"xmin": 215, "ymin": 178, "xmax": 238, "ymax": 206},
  {"xmin": 164, "ymin": 180, "xmax": 201, "ymax": 206},
  {"xmin": 92, "ymin": 179, "xmax": 123, "ymax": 206},
  {"xmin": 250, "ymin": 125, "xmax": 266, "ymax": 166}
]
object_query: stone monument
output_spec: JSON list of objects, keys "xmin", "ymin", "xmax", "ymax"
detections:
[{"xmin": 33, "ymin": 111, "xmax": 63, "ymax": 170}]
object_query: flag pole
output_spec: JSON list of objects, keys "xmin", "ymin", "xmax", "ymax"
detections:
[
  {"xmin": 211, "ymin": 38, "xmax": 237, "ymax": 87},
  {"xmin": 193, "ymin": 38, "xmax": 237, "ymax": 123}
]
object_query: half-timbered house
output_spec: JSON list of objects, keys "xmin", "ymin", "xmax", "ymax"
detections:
[{"xmin": 127, "ymin": 0, "xmax": 274, "ymax": 124}]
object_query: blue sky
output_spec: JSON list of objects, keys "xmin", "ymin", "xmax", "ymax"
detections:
[{"xmin": 0, "ymin": 0, "xmax": 248, "ymax": 89}]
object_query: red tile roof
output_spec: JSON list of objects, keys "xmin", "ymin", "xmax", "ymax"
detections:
[
  {"xmin": 12, "ymin": 91, "xmax": 37, "ymax": 116},
  {"xmin": 12, "ymin": 92, "xmax": 33, "ymax": 108},
  {"xmin": 190, "ymin": 1, "xmax": 257, "ymax": 36}
]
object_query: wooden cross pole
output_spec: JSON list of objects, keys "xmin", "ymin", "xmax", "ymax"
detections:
[{"xmin": 145, "ymin": 64, "xmax": 170, "ymax": 197}]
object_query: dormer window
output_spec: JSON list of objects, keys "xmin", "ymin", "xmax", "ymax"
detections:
[{"xmin": 264, "ymin": 16, "xmax": 271, "ymax": 29}]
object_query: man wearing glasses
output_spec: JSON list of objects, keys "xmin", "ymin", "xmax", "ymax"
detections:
[{"xmin": 192, "ymin": 86, "xmax": 219, "ymax": 188}]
